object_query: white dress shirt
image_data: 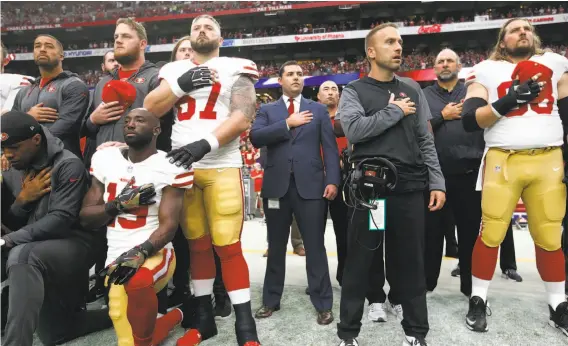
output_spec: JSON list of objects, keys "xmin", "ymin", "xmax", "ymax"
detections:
[{"xmin": 282, "ymin": 94, "xmax": 302, "ymax": 114}]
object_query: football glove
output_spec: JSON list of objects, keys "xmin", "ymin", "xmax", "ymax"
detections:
[
  {"xmin": 492, "ymin": 78, "xmax": 542, "ymax": 117},
  {"xmin": 170, "ymin": 66, "xmax": 214, "ymax": 97},
  {"xmin": 166, "ymin": 139, "xmax": 211, "ymax": 169},
  {"xmin": 110, "ymin": 179, "xmax": 156, "ymax": 213},
  {"xmin": 99, "ymin": 241, "xmax": 154, "ymax": 285}
]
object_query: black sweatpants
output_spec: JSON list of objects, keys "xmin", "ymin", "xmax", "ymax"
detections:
[
  {"xmin": 366, "ymin": 239, "xmax": 400, "ymax": 305},
  {"xmin": 338, "ymin": 190, "xmax": 428, "ymax": 339},
  {"xmin": 2, "ymin": 237, "xmax": 112, "ymax": 346}
]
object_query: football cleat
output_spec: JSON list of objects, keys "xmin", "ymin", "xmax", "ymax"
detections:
[
  {"xmin": 465, "ymin": 296, "xmax": 489, "ymax": 332},
  {"xmin": 548, "ymin": 301, "xmax": 568, "ymax": 337}
]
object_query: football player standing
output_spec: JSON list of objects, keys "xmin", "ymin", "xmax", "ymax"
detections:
[
  {"xmin": 462, "ymin": 18, "xmax": 568, "ymax": 335},
  {"xmin": 144, "ymin": 15, "xmax": 260, "ymax": 346}
]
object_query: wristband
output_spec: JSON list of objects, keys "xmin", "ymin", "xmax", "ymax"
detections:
[
  {"xmin": 203, "ymin": 133, "xmax": 220, "ymax": 151},
  {"xmin": 170, "ymin": 78, "xmax": 187, "ymax": 98}
]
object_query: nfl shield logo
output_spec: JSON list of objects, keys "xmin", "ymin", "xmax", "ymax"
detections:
[{"xmin": 127, "ymin": 166, "xmax": 133, "ymax": 173}]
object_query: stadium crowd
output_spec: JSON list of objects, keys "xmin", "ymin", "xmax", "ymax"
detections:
[
  {"xmin": 1, "ymin": 1, "xmax": 305, "ymax": 27},
  {"xmin": 2, "ymin": 4, "xmax": 568, "ymax": 345},
  {"xmin": 70, "ymin": 44, "xmax": 567, "ymax": 87}
]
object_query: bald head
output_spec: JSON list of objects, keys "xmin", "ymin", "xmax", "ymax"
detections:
[
  {"xmin": 434, "ymin": 48, "xmax": 461, "ymax": 82},
  {"xmin": 318, "ymin": 81, "xmax": 339, "ymax": 108},
  {"xmin": 123, "ymin": 108, "xmax": 161, "ymax": 149}
]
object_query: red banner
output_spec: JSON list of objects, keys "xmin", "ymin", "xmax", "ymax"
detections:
[{"xmin": 2, "ymin": 1, "xmax": 371, "ymax": 32}]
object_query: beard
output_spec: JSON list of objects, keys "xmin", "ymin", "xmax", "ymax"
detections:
[
  {"xmin": 506, "ymin": 42, "xmax": 534, "ymax": 58},
  {"xmin": 124, "ymin": 132, "xmax": 153, "ymax": 149},
  {"xmin": 114, "ymin": 48, "xmax": 139, "ymax": 66},
  {"xmin": 437, "ymin": 70, "xmax": 459, "ymax": 81},
  {"xmin": 190, "ymin": 36, "xmax": 219, "ymax": 54},
  {"xmin": 35, "ymin": 56, "xmax": 59, "ymax": 70}
]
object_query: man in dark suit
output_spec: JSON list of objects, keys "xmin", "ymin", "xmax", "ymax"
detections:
[{"xmin": 250, "ymin": 61, "xmax": 340, "ymax": 325}]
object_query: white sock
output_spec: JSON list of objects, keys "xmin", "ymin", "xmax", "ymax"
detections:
[
  {"xmin": 471, "ymin": 276, "xmax": 491, "ymax": 302},
  {"xmin": 544, "ymin": 281, "xmax": 566, "ymax": 309},
  {"xmin": 227, "ymin": 288, "xmax": 251, "ymax": 305},
  {"xmin": 192, "ymin": 278, "xmax": 215, "ymax": 297}
]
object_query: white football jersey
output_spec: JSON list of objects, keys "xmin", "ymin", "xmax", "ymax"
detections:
[
  {"xmin": 0, "ymin": 73, "xmax": 33, "ymax": 112},
  {"xmin": 159, "ymin": 57, "xmax": 259, "ymax": 169},
  {"xmin": 90, "ymin": 147, "xmax": 193, "ymax": 266},
  {"xmin": 465, "ymin": 52, "xmax": 568, "ymax": 150}
]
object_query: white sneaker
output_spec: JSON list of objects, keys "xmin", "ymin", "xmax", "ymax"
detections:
[
  {"xmin": 402, "ymin": 335, "xmax": 428, "ymax": 345},
  {"xmin": 387, "ymin": 301, "xmax": 403, "ymax": 321},
  {"xmin": 339, "ymin": 338, "xmax": 359, "ymax": 346},
  {"xmin": 368, "ymin": 302, "xmax": 387, "ymax": 322}
]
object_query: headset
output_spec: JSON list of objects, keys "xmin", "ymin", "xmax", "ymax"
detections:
[{"xmin": 349, "ymin": 157, "xmax": 398, "ymax": 209}]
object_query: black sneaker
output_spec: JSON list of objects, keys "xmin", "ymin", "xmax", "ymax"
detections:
[
  {"xmin": 168, "ymin": 287, "xmax": 189, "ymax": 309},
  {"xmin": 214, "ymin": 291, "xmax": 232, "ymax": 319},
  {"xmin": 339, "ymin": 338, "xmax": 359, "ymax": 346},
  {"xmin": 451, "ymin": 264, "xmax": 460, "ymax": 277},
  {"xmin": 86, "ymin": 284, "xmax": 106, "ymax": 303},
  {"xmin": 502, "ymin": 269, "xmax": 523, "ymax": 282},
  {"xmin": 465, "ymin": 296, "xmax": 489, "ymax": 332},
  {"xmin": 549, "ymin": 301, "xmax": 568, "ymax": 336}
]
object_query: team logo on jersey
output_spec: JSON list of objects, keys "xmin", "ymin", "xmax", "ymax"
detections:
[
  {"xmin": 134, "ymin": 77, "xmax": 146, "ymax": 84},
  {"xmin": 47, "ymin": 85, "xmax": 56, "ymax": 93},
  {"xmin": 1, "ymin": 133, "xmax": 8, "ymax": 142}
]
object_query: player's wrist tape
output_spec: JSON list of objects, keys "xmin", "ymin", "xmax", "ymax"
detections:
[
  {"xmin": 170, "ymin": 78, "xmax": 188, "ymax": 98},
  {"xmin": 203, "ymin": 133, "xmax": 220, "ymax": 151},
  {"xmin": 105, "ymin": 201, "xmax": 121, "ymax": 217}
]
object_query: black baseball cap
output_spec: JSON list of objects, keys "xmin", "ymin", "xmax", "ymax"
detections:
[{"xmin": 1, "ymin": 110, "xmax": 43, "ymax": 147}]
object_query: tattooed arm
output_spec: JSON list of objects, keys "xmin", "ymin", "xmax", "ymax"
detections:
[
  {"xmin": 146, "ymin": 186, "xmax": 184, "ymax": 252},
  {"xmin": 212, "ymin": 75, "xmax": 257, "ymax": 146}
]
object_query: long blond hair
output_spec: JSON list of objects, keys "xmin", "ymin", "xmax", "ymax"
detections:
[{"xmin": 489, "ymin": 18, "xmax": 544, "ymax": 62}]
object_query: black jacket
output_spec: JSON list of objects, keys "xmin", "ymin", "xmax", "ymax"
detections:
[
  {"xmin": 2, "ymin": 129, "xmax": 91, "ymax": 246},
  {"xmin": 424, "ymin": 81, "xmax": 484, "ymax": 175}
]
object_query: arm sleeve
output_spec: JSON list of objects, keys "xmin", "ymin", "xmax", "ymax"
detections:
[
  {"xmin": 158, "ymin": 61, "xmax": 182, "ymax": 85},
  {"xmin": 4, "ymin": 159, "xmax": 89, "ymax": 245},
  {"xmin": 414, "ymin": 88, "xmax": 445, "ymax": 192},
  {"xmin": 339, "ymin": 87, "xmax": 405, "ymax": 144},
  {"xmin": 49, "ymin": 80, "xmax": 89, "ymax": 138},
  {"xmin": 234, "ymin": 58, "xmax": 260, "ymax": 82},
  {"xmin": 319, "ymin": 108, "xmax": 341, "ymax": 186}
]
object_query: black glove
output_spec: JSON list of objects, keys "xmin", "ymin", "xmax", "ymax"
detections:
[
  {"xmin": 492, "ymin": 78, "xmax": 542, "ymax": 117},
  {"xmin": 106, "ymin": 180, "xmax": 156, "ymax": 216},
  {"xmin": 166, "ymin": 139, "xmax": 211, "ymax": 169},
  {"xmin": 177, "ymin": 66, "xmax": 213, "ymax": 94},
  {"xmin": 99, "ymin": 241, "xmax": 154, "ymax": 285}
]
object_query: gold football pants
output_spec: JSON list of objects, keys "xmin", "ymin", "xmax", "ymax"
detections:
[
  {"xmin": 107, "ymin": 248, "xmax": 176, "ymax": 346},
  {"xmin": 481, "ymin": 147, "xmax": 565, "ymax": 251},
  {"xmin": 181, "ymin": 168, "xmax": 244, "ymax": 246}
]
